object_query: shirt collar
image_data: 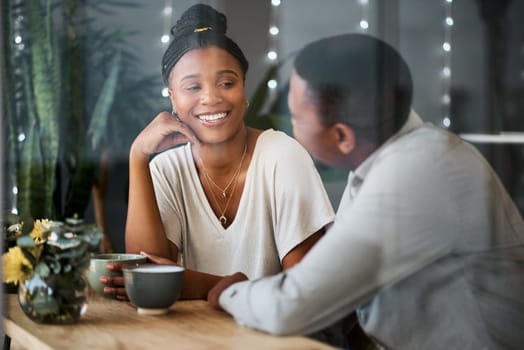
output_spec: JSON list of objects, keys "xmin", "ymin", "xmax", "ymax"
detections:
[{"xmin": 350, "ymin": 110, "xmax": 424, "ymax": 184}]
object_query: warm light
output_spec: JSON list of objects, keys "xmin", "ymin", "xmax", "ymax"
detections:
[
  {"xmin": 359, "ymin": 20, "xmax": 369, "ymax": 30},
  {"xmin": 161, "ymin": 87, "xmax": 169, "ymax": 98},
  {"xmin": 267, "ymin": 51, "xmax": 278, "ymax": 60},
  {"xmin": 267, "ymin": 79, "xmax": 278, "ymax": 89},
  {"xmin": 269, "ymin": 26, "xmax": 279, "ymax": 36},
  {"xmin": 442, "ymin": 42, "xmax": 451, "ymax": 52},
  {"xmin": 161, "ymin": 35, "xmax": 170, "ymax": 44}
]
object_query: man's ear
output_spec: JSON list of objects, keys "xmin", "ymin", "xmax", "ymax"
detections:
[{"xmin": 332, "ymin": 122, "xmax": 355, "ymax": 155}]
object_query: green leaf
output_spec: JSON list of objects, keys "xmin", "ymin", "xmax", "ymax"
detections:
[
  {"xmin": 27, "ymin": 0, "xmax": 60, "ymax": 217},
  {"xmin": 35, "ymin": 262, "xmax": 51, "ymax": 278},
  {"xmin": 17, "ymin": 235, "xmax": 36, "ymax": 248},
  {"xmin": 87, "ymin": 52, "xmax": 122, "ymax": 150}
]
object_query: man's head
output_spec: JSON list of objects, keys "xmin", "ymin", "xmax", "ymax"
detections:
[{"xmin": 288, "ymin": 33, "xmax": 412, "ymax": 169}]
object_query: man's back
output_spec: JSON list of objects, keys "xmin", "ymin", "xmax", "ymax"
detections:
[{"xmin": 358, "ymin": 122, "xmax": 524, "ymax": 349}]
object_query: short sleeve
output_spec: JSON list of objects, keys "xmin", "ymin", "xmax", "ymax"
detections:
[{"xmin": 271, "ymin": 134, "xmax": 335, "ymax": 260}]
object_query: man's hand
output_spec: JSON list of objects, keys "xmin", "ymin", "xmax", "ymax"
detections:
[{"xmin": 207, "ymin": 272, "xmax": 248, "ymax": 310}]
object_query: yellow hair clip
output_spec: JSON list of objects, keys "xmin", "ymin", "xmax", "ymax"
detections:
[{"xmin": 194, "ymin": 27, "xmax": 212, "ymax": 33}]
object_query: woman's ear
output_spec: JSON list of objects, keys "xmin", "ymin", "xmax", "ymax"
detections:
[
  {"xmin": 168, "ymin": 89, "xmax": 176, "ymax": 111},
  {"xmin": 332, "ymin": 122, "xmax": 355, "ymax": 155}
]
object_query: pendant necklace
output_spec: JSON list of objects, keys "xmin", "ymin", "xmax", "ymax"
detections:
[
  {"xmin": 200, "ymin": 140, "xmax": 247, "ymax": 198},
  {"xmin": 203, "ymin": 169, "xmax": 239, "ymax": 226},
  {"xmin": 199, "ymin": 133, "xmax": 248, "ymax": 226}
]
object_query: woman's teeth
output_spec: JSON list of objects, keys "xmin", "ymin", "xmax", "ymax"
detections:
[{"xmin": 197, "ymin": 112, "xmax": 227, "ymax": 122}]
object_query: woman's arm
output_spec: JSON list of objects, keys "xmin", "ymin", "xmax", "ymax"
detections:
[
  {"xmin": 125, "ymin": 146, "xmax": 172, "ymax": 257},
  {"xmin": 281, "ymin": 228, "xmax": 325, "ymax": 269},
  {"xmin": 125, "ymin": 111, "xmax": 198, "ymax": 258},
  {"xmin": 140, "ymin": 252, "xmax": 232, "ymax": 300}
]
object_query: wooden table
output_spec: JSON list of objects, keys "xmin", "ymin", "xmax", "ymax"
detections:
[{"xmin": 3, "ymin": 294, "xmax": 335, "ymax": 349}]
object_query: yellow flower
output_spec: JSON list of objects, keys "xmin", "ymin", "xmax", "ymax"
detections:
[
  {"xmin": 2, "ymin": 246, "xmax": 33, "ymax": 285},
  {"xmin": 30, "ymin": 219, "xmax": 52, "ymax": 243}
]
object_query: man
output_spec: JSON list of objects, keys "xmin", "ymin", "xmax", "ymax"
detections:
[{"xmin": 208, "ymin": 33, "xmax": 524, "ymax": 349}]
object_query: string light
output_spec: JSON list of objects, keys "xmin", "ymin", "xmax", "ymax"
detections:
[
  {"xmin": 161, "ymin": 0, "xmax": 174, "ymax": 97},
  {"xmin": 11, "ymin": 184, "xmax": 19, "ymax": 214},
  {"xmin": 267, "ymin": 79, "xmax": 278, "ymax": 89},
  {"xmin": 269, "ymin": 26, "xmax": 279, "ymax": 36},
  {"xmin": 267, "ymin": 50, "xmax": 278, "ymax": 61},
  {"xmin": 441, "ymin": 0, "xmax": 453, "ymax": 128},
  {"xmin": 267, "ymin": 0, "xmax": 280, "ymax": 92},
  {"xmin": 359, "ymin": 0, "xmax": 369, "ymax": 32}
]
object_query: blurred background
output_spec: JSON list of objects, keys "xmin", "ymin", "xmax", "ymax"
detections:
[{"xmin": 2, "ymin": 0, "xmax": 524, "ymax": 252}]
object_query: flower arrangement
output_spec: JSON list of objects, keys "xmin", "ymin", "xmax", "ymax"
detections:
[{"xmin": 3, "ymin": 216, "xmax": 102, "ymax": 324}]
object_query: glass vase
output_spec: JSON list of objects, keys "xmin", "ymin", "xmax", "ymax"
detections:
[{"xmin": 18, "ymin": 272, "xmax": 88, "ymax": 324}]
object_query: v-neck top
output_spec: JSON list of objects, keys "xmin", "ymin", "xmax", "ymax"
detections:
[{"xmin": 150, "ymin": 129, "xmax": 335, "ymax": 279}]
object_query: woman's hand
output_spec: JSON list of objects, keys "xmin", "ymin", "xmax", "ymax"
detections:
[
  {"xmin": 130, "ymin": 111, "xmax": 200, "ymax": 157},
  {"xmin": 207, "ymin": 272, "xmax": 248, "ymax": 310},
  {"xmin": 140, "ymin": 251, "xmax": 179, "ymax": 265},
  {"xmin": 100, "ymin": 252, "xmax": 179, "ymax": 301},
  {"xmin": 99, "ymin": 262, "xmax": 128, "ymax": 301}
]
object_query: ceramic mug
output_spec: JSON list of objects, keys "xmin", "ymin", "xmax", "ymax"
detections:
[{"xmin": 87, "ymin": 253, "xmax": 147, "ymax": 299}]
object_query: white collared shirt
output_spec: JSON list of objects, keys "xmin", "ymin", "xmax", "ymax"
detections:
[{"xmin": 220, "ymin": 112, "xmax": 524, "ymax": 349}]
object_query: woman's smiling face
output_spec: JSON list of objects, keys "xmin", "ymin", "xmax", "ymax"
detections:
[{"xmin": 168, "ymin": 46, "xmax": 247, "ymax": 144}]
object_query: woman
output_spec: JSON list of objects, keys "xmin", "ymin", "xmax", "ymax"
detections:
[{"xmin": 103, "ymin": 4, "xmax": 334, "ymax": 300}]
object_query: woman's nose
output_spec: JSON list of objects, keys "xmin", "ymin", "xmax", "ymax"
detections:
[{"xmin": 200, "ymin": 89, "xmax": 223, "ymax": 105}]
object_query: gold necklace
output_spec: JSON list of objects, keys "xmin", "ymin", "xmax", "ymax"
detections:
[
  {"xmin": 199, "ymin": 132, "xmax": 249, "ymax": 226},
  {"xmin": 199, "ymin": 135, "xmax": 248, "ymax": 198},
  {"xmin": 203, "ymin": 168, "xmax": 240, "ymax": 226}
]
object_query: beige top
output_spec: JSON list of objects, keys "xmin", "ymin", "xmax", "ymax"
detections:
[{"xmin": 150, "ymin": 129, "xmax": 335, "ymax": 278}]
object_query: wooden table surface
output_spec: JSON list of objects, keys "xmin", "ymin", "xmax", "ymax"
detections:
[{"xmin": 3, "ymin": 293, "xmax": 335, "ymax": 350}]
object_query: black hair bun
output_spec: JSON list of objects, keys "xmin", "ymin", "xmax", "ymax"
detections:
[{"xmin": 171, "ymin": 4, "xmax": 227, "ymax": 38}]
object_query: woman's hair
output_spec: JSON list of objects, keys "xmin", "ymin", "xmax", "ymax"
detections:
[
  {"xmin": 161, "ymin": 3, "xmax": 249, "ymax": 86},
  {"xmin": 294, "ymin": 33, "xmax": 413, "ymax": 144}
]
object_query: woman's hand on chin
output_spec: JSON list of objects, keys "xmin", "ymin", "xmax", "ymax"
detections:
[{"xmin": 131, "ymin": 111, "xmax": 201, "ymax": 156}]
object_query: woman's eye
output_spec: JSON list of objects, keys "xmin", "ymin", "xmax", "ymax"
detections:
[
  {"xmin": 218, "ymin": 81, "xmax": 234, "ymax": 88},
  {"xmin": 185, "ymin": 85, "xmax": 201, "ymax": 91}
]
